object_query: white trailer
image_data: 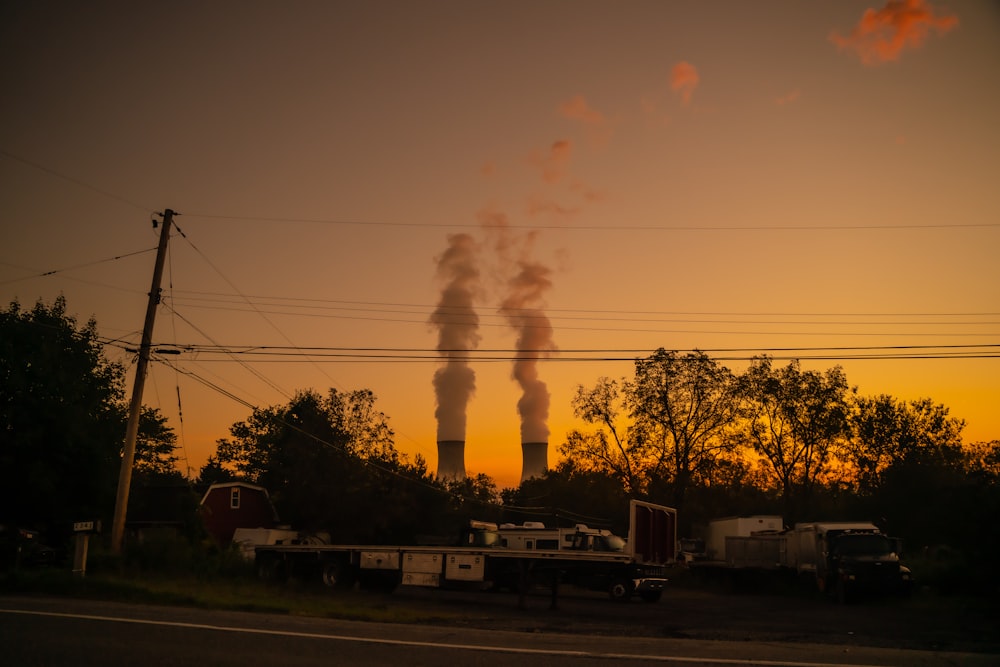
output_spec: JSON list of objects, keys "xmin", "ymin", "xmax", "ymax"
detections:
[
  {"xmin": 703, "ymin": 515, "xmax": 783, "ymax": 563},
  {"xmin": 253, "ymin": 500, "xmax": 677, "ymax": 603}
]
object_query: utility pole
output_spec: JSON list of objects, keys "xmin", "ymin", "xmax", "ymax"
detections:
[{"xmin": 111, "ymin": 208, "xmax": 176, "ymax": 554}]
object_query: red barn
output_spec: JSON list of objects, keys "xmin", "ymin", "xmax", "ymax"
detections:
[{"xmin": 199, "ymin": 482, "xmax": 279, "ymax": 545}]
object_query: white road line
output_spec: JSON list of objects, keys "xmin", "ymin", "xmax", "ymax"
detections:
[{"xmin": 0, "ymin": 608, "xmax": 882, "ymax": 667}]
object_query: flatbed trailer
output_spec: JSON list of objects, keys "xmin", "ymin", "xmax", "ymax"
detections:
[{"xmin": 254, "ymin": 500, "xmax": 677, "ymax": 604}]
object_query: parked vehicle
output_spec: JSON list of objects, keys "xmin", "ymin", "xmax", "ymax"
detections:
[
  {"xmin": 688, "ymin": 516, "xmax": 912, "ymax": 602},
  {"xmin": 787, "ymin": 522, "xmax": 912, "ymax": 602},
  {"xmin": 252, "ymin": 500, "xmax": 677, "ymax": 602}
]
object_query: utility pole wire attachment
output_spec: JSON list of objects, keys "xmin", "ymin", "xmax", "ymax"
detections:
[{"xmin": 110, "ymin": 208, "xmax": 176, "ymax": 554}]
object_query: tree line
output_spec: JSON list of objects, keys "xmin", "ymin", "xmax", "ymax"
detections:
[{"xmin": 3, "ymin": 298, "xmax": 997, "ymax": 590}]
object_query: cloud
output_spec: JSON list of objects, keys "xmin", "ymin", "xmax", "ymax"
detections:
[
  {"xmin": 775, "ymin": 90, "xmax": 801, "ymax": 106},
  {"xmin": 557, "ymin": 94, "xmax": 605, "ymax": 126},
  {"xmin": 529, "ymin": 139, "xmax": 573, "ymax": 184},
  {"xmin": 670, "ymin": 61, "xmax": 699, "ymax": 105},
  {"xmin": 557, "ymin": 95, "xmax": 613, "ymax": 145},
  {"xmin": 830, "ymin": 0, "xmax": 958, "ymax": 65}
]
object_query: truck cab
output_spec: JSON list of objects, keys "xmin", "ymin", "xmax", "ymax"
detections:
[{"xmin": 800, "ymin": 523, "xmax": 913, "ymax": 601}]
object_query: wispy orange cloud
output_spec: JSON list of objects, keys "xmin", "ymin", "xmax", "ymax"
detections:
[
  {"xmin": 529, "ymin": 139, "xmax": 573, "ymax": 185},
  {"xmin": 775, "ymin": 90, "xmax": 801, "ymax": 106},
  {"xmin": 557, "ymin": 95, "xmax": 605, "ymax": 126},
  {"xmin": 670, "ymin": 61, "xmax": 699, "ymax": 105},
  {"xmin": 830, "ymin": 0, "xmax": 958, "ymax": 65},
  {"xmin": 557, "ymin": 94, "xmax": 613, "ymax": 145}
]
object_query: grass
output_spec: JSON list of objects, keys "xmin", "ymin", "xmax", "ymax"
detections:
[{"xmin": 0, "ymin": 567, "xmax": 458, "ymax": 625}]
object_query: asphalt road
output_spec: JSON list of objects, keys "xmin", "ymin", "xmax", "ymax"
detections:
[{"xmin": 1, "ymin": 595, "xmax": 994, "ymax": 667}]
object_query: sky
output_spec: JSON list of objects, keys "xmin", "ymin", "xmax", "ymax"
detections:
[{"xmin": 2, "ymin": 0, "xmax": 998, "ymax": 489}]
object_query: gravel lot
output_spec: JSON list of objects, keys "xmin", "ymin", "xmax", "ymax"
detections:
[{"xmin": 381, "ymin": 577, "xmax": 999, "ymax": 656}]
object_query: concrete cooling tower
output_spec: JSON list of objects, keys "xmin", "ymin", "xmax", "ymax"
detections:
[
  {"xmin": 436, "ymin": 440, "xmax": 466, "ymax": 481},
  {"xmin": 520, "ymin": 441, "xmax": 548, "ymax": 483}
]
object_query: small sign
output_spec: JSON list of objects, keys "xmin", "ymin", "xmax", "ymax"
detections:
[{"xmin": 73, "ymin": 520, "xmax": 101, "ymax": 533}]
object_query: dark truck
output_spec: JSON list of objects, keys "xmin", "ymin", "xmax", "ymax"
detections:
[
  {"xmin": 688, "ymin": 517, "xmax": 912, "ymax": 602},
  {"xmin": 787, "ymin": 522, "xmax": 912, "ymax": 602}
]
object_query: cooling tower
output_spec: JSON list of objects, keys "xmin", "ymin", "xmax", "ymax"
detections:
[
  {"xmin": 436, "ymin": 440, "xmax": 466, "ymax": 481},
  {"xmin": 520, "ymin": 441, "xmax": 548, "ymax": 483}
]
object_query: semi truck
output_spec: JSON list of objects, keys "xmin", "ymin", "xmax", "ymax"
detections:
[
  {"xmin": 688, "ymin": 516, "xmax": 912, "ymax": 602},
  {"xmin": 786, "ymin": 522, "xmax": 913, "ymax": 602},
  {"xmin": 253, "ymin": 499, "xmax": 677, "ymax": 603}
]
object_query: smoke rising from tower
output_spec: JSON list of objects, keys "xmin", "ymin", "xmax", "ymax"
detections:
[
  {"xmin": 429, "ymin": 233, "xmax": 480, "ymax": 480},
  {"xmin": 499, "ymin": 260, "xmax": 555, "ymax": 445}
]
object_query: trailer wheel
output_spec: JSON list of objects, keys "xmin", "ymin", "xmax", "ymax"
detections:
[
  {"xmin": 322, "ymin": 561, "xmax": 355, "ymax": 590},
  {"xmin": 609, "ymin": 579, "xmax": 634, "ymax": 602}
]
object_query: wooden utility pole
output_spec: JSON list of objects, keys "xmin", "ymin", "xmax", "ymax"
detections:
[{"xmin": 110, "ymin": 208, "xmax": 175, "ymax": 554}]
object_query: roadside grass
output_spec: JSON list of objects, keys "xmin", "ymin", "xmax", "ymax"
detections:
[{"xmin": 0, "ymin": 567, "xmax": 458, "ymax": 625}]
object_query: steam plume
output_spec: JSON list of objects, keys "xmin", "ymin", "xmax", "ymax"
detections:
[
  {"xmin": 429, "ymin": 234, "xmax": 480, "ymax": 446},
  {"xmin": 499, "ymin": 260, "xmax": 555, "ymax": 443}
]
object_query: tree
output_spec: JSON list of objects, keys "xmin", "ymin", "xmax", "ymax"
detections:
[
  {"xmin": 848, "ymin": 394, "xmax": 965, "ymax": 495},
  {"xmin": 737, "ymin": 357, "xmax": 852, "ymax": 521},
  {"xmin": 560, "ymin": 377, "xmax": 650, "ymax": 494},
  {"xmin": 0, "ymin": 297, "xmax": 126, "ymax": 544},
  {"xmin": 135, "ymin": 406, "xmax": 182, "ymax": 479},
  {"xmin": 628, "ymin": 349, "xmax": 740, "ymax": 510},
  {"xmin": 209, "ymin": 387, "xmax": 428, "ymax": 540}
]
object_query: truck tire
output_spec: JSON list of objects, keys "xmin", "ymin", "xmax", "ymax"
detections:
[
  {"xmin": 609, "ymin": 579, "xmax": 634, "ymax": 602},
  {"xmin": 322, "ymin": 561, "xmax": 355, "ymax": 590}
]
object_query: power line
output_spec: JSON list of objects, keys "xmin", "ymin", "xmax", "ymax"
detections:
[
  {"xmin": 0, "ymin": 148, "xmax": 152, "ymax": 213},
  {"xmin": 163, "ymin": 293, "xmax": 1000, "ymax": 327},
  {"xmin": 182, "ymin": 211, "xmax": 1000, "ymax": 232},
  {"xmin": 0, "ymin": 247, "xmax": 157, "ymax": 286},
  {"xmin": 171, "ymin": 222, "xmax": 345, "ymax": 392},
  {"xmin": 117, "ymin": 340, "xmax": 1000, "ymax": 363}
]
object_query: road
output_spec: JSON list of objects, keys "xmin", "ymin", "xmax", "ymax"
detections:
[{"xmin": 1, "ymin": 595, "xmax": 994, "ymax": 667}]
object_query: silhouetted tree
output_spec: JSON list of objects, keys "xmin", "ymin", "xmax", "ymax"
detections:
[
  {"xmin": 0, "ymin": 297, "xmax": 125, "ymax": 546},
  {"xmin": 135, "ymin": 406, "xmax": 182, "ymax": 479},
  {"xmin": 848, "ymin": 394, "xmax": 965, "ymax": 496},
  {"xmin": 560, "ymin": 377, "xmax": 652, "ymax": 494},
  {"xmin": 628, "ymin": 349, "xmax": 740, "ymax": 511},
  {"xmin": 736, "ymin": 357, "xmax": 852, "ymax": 521},
  {"xmin": 209, "ymin": 388, "xmax": 442, "ymax": 541}
]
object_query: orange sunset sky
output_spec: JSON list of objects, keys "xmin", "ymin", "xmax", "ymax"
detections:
[{"xmin": 2, "ymin": 1, "xmax": 997, "ymax": 489}]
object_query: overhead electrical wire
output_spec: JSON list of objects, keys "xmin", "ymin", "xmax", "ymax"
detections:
[
  {"xmin": 170, "ymin": 222, "xmax": 344, "ymax": 392},
  {"xmin": 116, "ymin": 338, "xmax": 1000, "ymax": 362},
  {"xmin": 165, "ymin": 288, "xmax": 1000, "ymax": 319},
  {"xmin": 182, "ymin": 211, "xmax": 1000, "ymax": 232},
  {"xmin": 0, "ymin": 248, "xmax": 157, "ymax": 286},
  {"xmin": 0, "ymin": 148, "xmax": 152, "ymax": 213}
]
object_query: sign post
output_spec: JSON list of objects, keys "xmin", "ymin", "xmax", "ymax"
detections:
[{"xmin": 72, "ymin": 520, "xmax": 101, "ymax": 577}]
